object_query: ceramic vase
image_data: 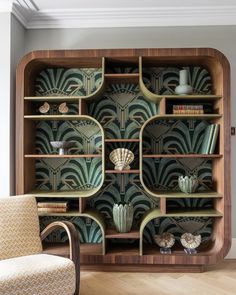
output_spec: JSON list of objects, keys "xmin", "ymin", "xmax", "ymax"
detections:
[
  {"xmin": 113, "ymin": 203, "xmax": 134, "ymax": 233},
  {"xmin": 175, "ymin": 69, "xmax": 193, "ymax": 95},
  {"xmin": 178, "ymin": 175, "xmax": 199, "ymax": 194}
]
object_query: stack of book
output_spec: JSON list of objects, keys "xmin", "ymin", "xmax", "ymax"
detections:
[
  {"xmin": 200, "ymin": 124, "xmax": 219, "ymax": 154},
  {"xmin": 173, "ymin": 105, "xmax": 204, "ymax": 114},
  {"xmin": 37, "ymin": 201, "xmax": 68, "ymax": 213}
]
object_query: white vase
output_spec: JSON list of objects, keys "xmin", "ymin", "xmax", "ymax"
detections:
[{"xmin": 175, "ymin": 69, "xmax": 193, "ymax": 95}]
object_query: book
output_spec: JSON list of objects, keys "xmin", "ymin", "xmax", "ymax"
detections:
[
  {"xmin": 200, "ymin": 124, "xmax": 215, "ymax": 154},
  {"xmin": 37, "ymin": 201, "xmax": 68, "ymax": 208},
  {"xmin": 38, "ymin": 207, "xmax": 68, "ymax": 213},
  {"xmin": 173, "ymin": 105, "xmax": 204, "ymax": 114},
  {"xmin": 209, "ymin": 124, "xmax": 219, "ymax": 154}
]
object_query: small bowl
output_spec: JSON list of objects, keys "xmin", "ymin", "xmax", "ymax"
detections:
[
  {"xmin": 50, "ymin": 141, "xmax": 75, "ymax": 155},
  {"xmin": 178, "ymin": 175, "xmax": 199, "ymax": 194}
]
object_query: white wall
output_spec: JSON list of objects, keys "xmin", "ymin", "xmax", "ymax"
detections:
[
  {"xmin": 24, "ymin": 26, "xmax": 236, "ymax": 238},
  {"xmin": 10, "ymin": 15, "xmax": 25, "ymax": 194},
  {"xmin": 0, "ymin": 13, "xmax": 11, "ymax": 197}
]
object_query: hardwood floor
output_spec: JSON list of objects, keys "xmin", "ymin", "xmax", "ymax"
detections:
[{"xmin": 80, "ymin": 260, "xmax": 236, "ymax": 295}]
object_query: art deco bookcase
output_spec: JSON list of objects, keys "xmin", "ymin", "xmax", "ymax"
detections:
[{"xmin": 16, "ymin": 48, "xmax": 231, "ymax": 272}]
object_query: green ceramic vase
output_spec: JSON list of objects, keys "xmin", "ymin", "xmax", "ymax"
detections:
[
  {"xmin": 113, "ymin": 203, "xmax": 134, "ymax": 233},
  {"xmin": 178, "ymin": 175, "xmax": 199, "ymax": 194}
]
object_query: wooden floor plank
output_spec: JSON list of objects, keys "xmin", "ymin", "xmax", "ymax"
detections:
[{"xmin": 80, "ymin": 260, "xmax": 236, "ymax": 295}]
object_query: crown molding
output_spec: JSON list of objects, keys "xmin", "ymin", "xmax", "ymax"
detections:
[{"xmin": 6, "ymin": 1, "xmax": 236, "ymax": 29}]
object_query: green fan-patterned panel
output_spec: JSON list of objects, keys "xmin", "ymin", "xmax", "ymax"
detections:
[
  {"xmin": 36, "ymin": 120, "xmax": 102, "ymax": 155},
  {"xmin": 142, "ymin": 66, "xmax": 211, "ymax": 95},
  {"xmin": 143, "ymin": 119, "xmax": 209, "ymax": 154},
  {"xmin": 87, "ymin": 83, "xmax": 157, "ymax": 139},
  {"xmin": 89, "ymin": 174, "xmax": 156, "ymax": 228},
  {"xmin": 142, "ymin": 157, "xmax": 212, "ymax": 191},
  {"xmin": 35, "ymin": 158, "xmax": 102, "ymax": 191},
  {"xmin": 143, "ymin": 217, "xmax": 213, "ymax": 244},
  {"xmin": 35, "ymin": 68, "xmax": 102, "ymax": 96},
  {"xmin": 40, "ymin": 216, "xmax": 102, "ymax": 243}
]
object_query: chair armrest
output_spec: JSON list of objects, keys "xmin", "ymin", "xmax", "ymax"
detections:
[{"xmin": 41, "ymin": 221, "xmax": 80, "ymax": 294}]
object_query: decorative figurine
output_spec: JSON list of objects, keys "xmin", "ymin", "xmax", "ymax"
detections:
[
  {"xmin": 180, "ymin": 233, "xmax": 201, "ymax": 254},
  {"xmin": 39, "ymin": 102, "xmax": 50, "ymax": 114},
  {"xmin": 154, "ymin": 232, "xmax": 175, "ymax": 254},
  {"xmin": 109, "ymin": 148, "xmax": 134, "ymax": 171}
]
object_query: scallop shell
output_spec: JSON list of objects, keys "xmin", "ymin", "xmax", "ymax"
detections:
[
  {"xmin": 58, "ymin": 102, "xmax": 69, "ymax": 114},
  {"xmin": 39, "ymin": 102, "xmax": 50, "ymax": 114},
  {"xmin": 154, "ymin": 232, "xmax": 175, "ymax": 249},
  {"xmin": 180, "ymin": 233, "xmax": 201, "ymax": 249},
  {"xmin": 109, "ymin": 148, "xmax": 134, "ymax": 171}
]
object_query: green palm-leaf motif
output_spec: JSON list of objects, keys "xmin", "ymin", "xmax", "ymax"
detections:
[
  {"xmin": 143, "ymin": 66, "xmax": 211, "ymax": 95},
  {"xmin": 142, "ymin": 158, "xmax": 212, "ymax": 191},
  {"xmin": 40, "ymin": 216, "xmax": 102, "ymax": 243},
  {"xmin": 87, "ymin": 82, "xmax": 157, "ymax": 139},
  {"xmin": 35, "ymin": 68, "xmax": 102, "ymax": 96},
  {"xmin": 143, "ymin": 217, "xmax": 213, "ymax": 244},
  {"xmin": 89, "ymin": 174, "xmax": 155, "ymax": 228},
  {"xmin": 36, "ymin": 158, "xmax": 102, "ymax": 191},
  {"xmin": 143, "ymin": 119, "xmax": 209, "ymax": 154},
  {"xmin": 36, "ymin": 120, "xmax": 102, "ymax": 155}
]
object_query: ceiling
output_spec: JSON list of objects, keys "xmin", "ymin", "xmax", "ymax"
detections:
[{"xmin": 1, "ymin": 0, "xmax": 236, "ymax": 28}]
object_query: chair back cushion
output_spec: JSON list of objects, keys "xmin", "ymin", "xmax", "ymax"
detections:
[{"xmin": 0, "ymin": 196, "xmax": 42, "ymax": 260}]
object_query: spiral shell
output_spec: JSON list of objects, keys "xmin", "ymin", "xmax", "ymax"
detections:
[
  {"xmin": 109, "ymin": 148, "xmax": 134, "ymax": 171},
  {"xmin": 154, "ymin": 232, "xmax": 175, "ymax": 249},
  {"xmin": 180, "ymin": 233, "xmax": 201, "ymax": 249},
  {"xmin": 58, "ymin": 102, "xmax": 69, "ymax": 114},
  {"xmin": 39, "ymin": 102, "xmax": 50, "ymax": 114}
]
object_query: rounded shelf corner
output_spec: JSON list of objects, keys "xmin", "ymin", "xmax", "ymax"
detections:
[{"xmin": 139, "ymin": 56, "xmax": 164, "ymax": 104}]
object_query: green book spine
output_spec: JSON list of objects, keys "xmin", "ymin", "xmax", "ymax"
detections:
[
  {"xmin": 206, "ymin": 124, "xmax": 215, "ymax": 154},
  {"xmin": 209, "ymin": 124, "xmax": 219, "ymax": 154},
  {"xmin": 201, "ymin": 125, "xmax": 213, "ymax": 154}
]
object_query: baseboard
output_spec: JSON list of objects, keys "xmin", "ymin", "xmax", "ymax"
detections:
[{"xmin": 226, "ymin": 238, "xmax": 236, "ymax": 259}]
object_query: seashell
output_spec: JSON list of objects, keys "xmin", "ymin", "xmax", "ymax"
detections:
[
  {"xmin": 58, "ymin": 102, "xmax": 69, "ymax": 114},
  {"xmin": 39, "ymin": 102, "xmax": 50, "ymax": 114},
  {"xmin": 109, "ymin": 148, "xmax": 134, "ymax": 171},
  {"xmin": 154, "ymin": 232, "xmax": 175, "ymax": 249},
  {"xmin": 113, "ymin": 203, "xmax": 134, "ymax": 233},
  {"xmin": 178, "ymin": 175, "xmax": 199, "ymax": 194},
  {"xmin": 180, "ymin": 233, "xmax": 201, "ymax": 249}
]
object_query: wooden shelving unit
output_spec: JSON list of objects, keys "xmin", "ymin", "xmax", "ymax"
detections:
[{"xmin": 16, "ymin": 48, "xmax": 231, "ymax": 272}]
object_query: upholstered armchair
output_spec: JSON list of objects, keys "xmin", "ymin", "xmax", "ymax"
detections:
[{"xmin": 0, "ymin": 196, "xmax": 80, "ymax": 295}]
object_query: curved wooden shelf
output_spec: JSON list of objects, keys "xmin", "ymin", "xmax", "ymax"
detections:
[
  {"xmin": 139, "ymin": 208, "xmax": 223, "ymax": 255},
  {"xmin": 39, "ymin": 210, "xmax": 106, "ymax": 255},
  {"xmin": 146, "ymin": 190, "xmax": 223, "ymax": 199},
  {"xmin": 26, "ymin": 189, "xmax": 100, "ymax": 198},
  {"xmin": 143, "ymin": 154, "xmax": 223, "ymax": 158},
  {"xmin": 24, "ymin": 154, "xmax": 102, "ymax": 158}
]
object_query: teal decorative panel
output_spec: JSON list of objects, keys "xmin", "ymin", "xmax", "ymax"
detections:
[
  {"xmin": 87, "ymin": 83, "xmax": 157, "ymax": 139},
  {"xmin": 89, "ymin": 174, "xmax": 156, "ymax": 228},
  {"xmin": 36, "ymin": 120, "xmax": 102, "ymax": 155},
  {"xmin": 36, "ymin": 158, "xmax": 102, "ymax": 191},
  {"xmin": 40, "ymin": 216, "xmax": 102, "ymax": 243},
  {"xmin": 142, "ymin": 157, "xmax": 212, "ymax": 191},
  {"xmin": 142, "ymin": 66, "xmax": 212, "ymax": 95},
  {"xmin": 143, "ymin": 217, "xmax": 213, "ymax": 244},
  {"xmin": 143, "ymin": 119, "xmax": 209, "ymax": 154},
  {"xmin": 35, "ymin": 68, "xmax": 102, "ymax": 96}
]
